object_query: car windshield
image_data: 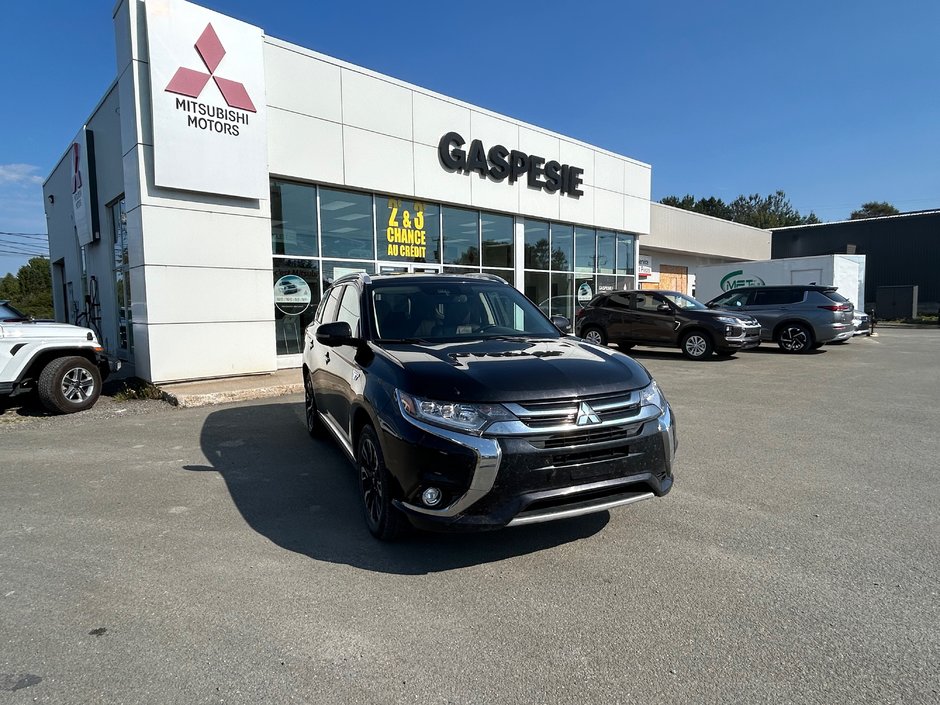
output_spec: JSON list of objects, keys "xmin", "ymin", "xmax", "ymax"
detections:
[
  {"xmin": 661, "ymin": 292, "xmax": 706, "ymax": 310},
  {"xmin": 0, "ymin": 302, "xmax": 29, "ymax": 321},
  {"xmin": 370, "ymin": 280, "xmax": 561, "ymax": 342}
]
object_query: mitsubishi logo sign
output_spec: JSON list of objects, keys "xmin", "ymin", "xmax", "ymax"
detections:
[
  {"xmin": 145, "ymin": 0, "xmax": 267, "ymax": 200},
  {"xmin": 576, "ymin": 402, "xmax": 601, "ymax": 426},
  {"xmin": 165, "ymin": 23, "xmax": 256, "ymax": 112}
]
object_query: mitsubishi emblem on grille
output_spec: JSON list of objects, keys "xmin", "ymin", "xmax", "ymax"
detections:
[{"xmin": 576, "ymin": 401, "xmax": 601, "ymax": 426}]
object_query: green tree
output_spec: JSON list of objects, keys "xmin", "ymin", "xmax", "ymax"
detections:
[
  {"xmin": 5, "ymin": 257, "xmax": 53, "ymax": 319},
  {"xmin": 0, "ymin": 273, "xmax": 20, "ymax": 301},
  {"xmin": 850, "ymin": 201, "xmax": 899, "ymax": 220},
  {"xmin": 661, "ymin": 190, "xmax": 817, "ymax": 228}
]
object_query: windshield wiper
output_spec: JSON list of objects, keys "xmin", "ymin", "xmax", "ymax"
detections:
[{"xmin": 377, "ymin": 337, "xmax": 434, "ymax": 344}]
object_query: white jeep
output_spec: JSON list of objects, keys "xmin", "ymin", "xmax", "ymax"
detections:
[{"xmin": 0, "ymin": 300, "xmax": 118, "ymax": 414}]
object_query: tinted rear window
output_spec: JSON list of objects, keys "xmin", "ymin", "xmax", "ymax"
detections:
[
  {"xmin": 752, "ymin": 289, "xmax": 804, "ymax": 306},
  {"xmin": 823, "ymin": 290, "xmax": 849, "ymax": 303}
]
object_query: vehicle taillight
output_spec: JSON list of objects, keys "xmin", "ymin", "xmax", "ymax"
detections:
[{"xmin": 818, "ymin": 304, "xmax": 851, "ymax": 311}]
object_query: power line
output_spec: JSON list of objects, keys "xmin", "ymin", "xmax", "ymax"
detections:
[
  {"xmin": 0, "ymin": 232, "xmax": 48, "ymax": 243},
  {"xmin": 0, "ymin": 231, "xmax": 48, "ymax": 238},
  {"xmin": 0, "ymin": 247, "xmax": 49, "ymax": 257}
]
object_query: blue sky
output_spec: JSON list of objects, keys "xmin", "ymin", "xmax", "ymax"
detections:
[{"xmin": 2, "ymin": 0, "xmax": 938, "ymax": 276}]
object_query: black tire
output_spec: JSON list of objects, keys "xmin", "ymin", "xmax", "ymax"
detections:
[
  {"xmin": 680, "ymin": 331, "xmax": 713, "ymax": 360},
  {"xmin": 357, "ymin": 425, "xmax": 406, "ymax": 541},
  {"xmin": 581, "ymin": 326, "xmax": 607, "ymax": 346},
  {"xmin": 777, "ymin": 324, "xmax": 814, "ymax": 354},
  {"xmin": 303, "ymin": 369, "xmax": 325, "ymax": 438},
  {"xmin": 37, "ymin": 356, "xmax": 101, "ymax": 414}
]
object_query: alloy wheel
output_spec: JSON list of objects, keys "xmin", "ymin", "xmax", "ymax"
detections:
[
  {"xmin": 61, "ymin": 367, "xmax": 95, "ymax": 402},
  {"xmin": 684, "ymin": 335, "xmax": 708, "ymax": 358},
  {"xmin": 585, "ymin": 329, "xmax": 604, "ymax": 345},
  {"xmin": 359, "ymin": 436, "xmax": 383, "ymax": 526},
  {"xmin": 779, "ymin": 326, "xmax": 809, "ymax": 352}
]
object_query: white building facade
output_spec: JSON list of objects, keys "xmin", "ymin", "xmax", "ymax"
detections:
[{"xmin": 44, "ymin": 0, "xmax": 652, "ymax": 383}]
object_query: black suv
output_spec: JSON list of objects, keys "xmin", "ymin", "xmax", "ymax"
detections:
[
  {"xmin": 575, "ymin": 290, "xmax": 761, "ymax": 360},
  {"xmin": 302, "ymin": 273, "xmax": 677, "ymax": 540}
]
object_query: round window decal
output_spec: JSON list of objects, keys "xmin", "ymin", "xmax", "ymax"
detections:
[
  {"xmin": 274, "ymin": 275, "xmax": 311, "ymax": 315},
  {"xmin": 577, "ymin": 281, "xmax": 594, "ymax": 306}
]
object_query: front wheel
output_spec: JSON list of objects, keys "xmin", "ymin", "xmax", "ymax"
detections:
[
  {"xmin": 357, "ymin": 425, "xmax": 406, "ymax": 541},
  {"xmin": 777, "ymin": 324, "xmax": 814, "ymax": 353},
  {"xmin": 582, "ymin": 327, "xmax": 607, "ymax": 346},
  {"xmin": 37, "ymin": 356, "xmax": 101, "ymax": 414},
  {"xmin": 680, "ymin": 331, "xmax": 713, "ymax": 360}
]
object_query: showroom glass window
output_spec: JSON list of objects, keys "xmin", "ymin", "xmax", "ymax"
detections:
[
  {"xmin": 523, "ymin": 220, "xmax": 550, "ymax": 270},
  {"xmin": 481, "ymin": 213, "xmax": 513, "ymax": 269},
  {"xmin": 442, "ymin": 207, "xmax": 480, "ymax": 266},
  {"xmin": 377, "ymin": 197, "xmax": 440, "ymax": 264},
  {"xmin": 271, "ymin": 180, "xmax": 318, "ymax": 257},
  {"xmin": 320, "ymin": 187, "xmax": 374, "ymax": 260}
]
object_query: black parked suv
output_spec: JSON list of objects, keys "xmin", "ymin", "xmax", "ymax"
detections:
[
  {"xmin": 302, "ymin": 273, "xmax": 677, "ymax": 540},
  {"xmin": 575, "ymin": 290, "xmax": 761, "ymax": 360}
]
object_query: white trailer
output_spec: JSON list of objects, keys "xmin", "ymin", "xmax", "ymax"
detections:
[{"xmin": 693, "ymin": 255, "xmax": 866, "ymax": 308}]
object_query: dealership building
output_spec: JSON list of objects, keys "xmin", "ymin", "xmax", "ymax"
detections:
[{"xmin": 43, "ymin": 0, "xmax": 767, "ymax": 383}]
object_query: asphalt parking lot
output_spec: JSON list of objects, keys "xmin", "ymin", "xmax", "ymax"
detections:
[{"xmin": 1, "ymin": 330, "xmax": 938, "ymax": 704}]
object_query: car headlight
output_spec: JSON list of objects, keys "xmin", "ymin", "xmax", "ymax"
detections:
[
  {"xmin": 396, "ymin": 390, "xmax": 517, "ymax": 436},
  {"xmin": 715, "ymin": 315, "xmax": 743, "ymax": 325},
  {"xmin": 639, "ymin": 380, "xmax": 666, "ymax": 413}
]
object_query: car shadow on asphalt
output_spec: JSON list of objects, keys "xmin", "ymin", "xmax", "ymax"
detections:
[
  {"xmin": 183, "ymin": 402, "xmax": 608, "ymax": 575},
  {"xmin": 620, "ymin": 347, "xmax": 736, "ymax": 362}
]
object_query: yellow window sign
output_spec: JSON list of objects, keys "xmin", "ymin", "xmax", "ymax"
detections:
[{"xmin": 385, "ymin": 198, "xmax": 427, "ymax": 259}]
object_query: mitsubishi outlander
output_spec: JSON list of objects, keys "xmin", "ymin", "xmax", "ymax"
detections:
[{"xmin": 302, "ymin": 273, "xmax": 677, "ymax": 540}]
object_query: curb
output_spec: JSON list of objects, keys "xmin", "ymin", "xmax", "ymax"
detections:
[{"xmin": 161, "ymin": 383, "xmax": 303, "ymax": 408}]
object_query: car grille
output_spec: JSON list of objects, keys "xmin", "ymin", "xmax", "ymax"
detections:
[{"xmin": 506, "ymin": 390, "xmax": 641, "ymax": 431}]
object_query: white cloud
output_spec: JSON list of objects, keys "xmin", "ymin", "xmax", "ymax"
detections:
[{"xmin": 0, "ymin": 163, "xmax": 44, "ymax": 186}]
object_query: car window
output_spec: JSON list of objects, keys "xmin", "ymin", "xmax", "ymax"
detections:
[
  {"xmin": 633, "ymin": 293, "xmax": 664, "ymax": 312},
  {"xmin": 318, "ymin": 286, "xmax": 343, "ymax": 323},
  {"xmin": 0, "ymin": 302, "xmax": 29, "ymax": 321},
  {"xmin": 371, "ymin": 280, "xmax": 560, "ymax": 341},
  {"xmin": 606, "ymin": 294, "xmax": 630, "ymax": 310},
  {"xmin": 752, "ymin": 289, "xmax": 803, "ymax": 306},
  {"xmin": 822, "ymin": 290, "xmax": 849, "ymax": 303},
  {"xmin": 662, "ymin": 292, "xmax": 706, "ymax": 310},
  {"xmin": 336, "ymin": 285, "xmax": 361, "ymax": 336},
  {"xmin": 710, "ymin": 291, "xmax": 751, "ymax": 308}
]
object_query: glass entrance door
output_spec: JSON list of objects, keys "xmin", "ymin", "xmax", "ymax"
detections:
[{"xmin": 377, "ymin": 262, "xmax": 442, "ymax": 274}]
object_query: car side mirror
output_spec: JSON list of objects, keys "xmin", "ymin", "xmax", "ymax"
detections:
[
  {"xmin": 657, "ymin": 303, "xmax": 672, "ymax": 313},
  {"xmin": 706, "ymin": 302, "xmax": 718, "ymax": 309},
  {"xmin": 550, "ymin": 315, "xmax": 571, "ymax": 334},
  {"xmin": 316, "ymin": 321, "xmax": 355, "ymax": 347}
]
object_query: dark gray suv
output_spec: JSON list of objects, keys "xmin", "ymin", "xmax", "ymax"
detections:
[{"xmin": 705, "ymin": 285, "xmax": 854, "ymax": 353}]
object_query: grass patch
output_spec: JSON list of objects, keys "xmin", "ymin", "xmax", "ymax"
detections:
[{"xmin": 113, "ymin": 378, "xmax": 165, "ymax": 401}]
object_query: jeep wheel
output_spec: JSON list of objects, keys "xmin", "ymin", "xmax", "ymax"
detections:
[
  {"xmin": 37, "ymin": 356, "xmax": 101, "ymax": 414},
  {"xmin": 777, "ymin": 324, "xmax": 813, "ymax": 354},
  {"xmin": 681, "ymin": 331, "xmax": 713, "ymax": 360},
  {"xmin": 582, "ymin": 327, "xmax": 607, "ymax": 346},
  {"xmin": 303, "ymin": 369, "xmax": 325, "ymax": 438},
  {"xmin": 357, "ymin": 425, "xmax": 406, "ymax": 541}
]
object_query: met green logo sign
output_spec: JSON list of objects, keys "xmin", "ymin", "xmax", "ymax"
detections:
[{"xmin": 720, "ymin": 270, "xmax": 766, "ymax": 291}]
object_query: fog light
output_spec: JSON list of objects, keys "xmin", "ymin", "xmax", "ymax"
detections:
[{"xmin": 422, "ymin": 487, "xmax": 442, "ymax": 507}]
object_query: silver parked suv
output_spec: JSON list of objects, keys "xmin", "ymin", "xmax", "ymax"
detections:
[{"xmin": 705, "ymin": 285, "xmax": 854, "ymax": 353}]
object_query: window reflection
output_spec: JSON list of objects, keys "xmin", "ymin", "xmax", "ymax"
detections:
[
  {"xmin": 442, "ymin": 207, "xmax": 479, "ymax": 265},
  {"xmin": 273, "ymin": 259, "xmax": 320, "ymax": 355},
  {"xmin": 551, "ymin": 223, "xmax": 573, "ymax": 272},
  {"xmin": 271, "ymin": 180, "xmax": 318, "ymax": 257},
  {"xmin": 524, "ymin": 220, "xmax": 550, "ymax": 270},
  {"xmin": 482, "ymin": 213, "xmax": 513, "ymax": 268},
  {"xmin": 575, "ymin": 227, "xmax": 595, "ymax": 273},
  {"xmin": 320, "ymin": 188, "xmax": 374, "ymax": 260}
]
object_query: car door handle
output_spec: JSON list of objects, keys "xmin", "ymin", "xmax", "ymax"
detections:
[{"xmin": 324, "ymin": 351, "xmax": 331, "ymax": 364}]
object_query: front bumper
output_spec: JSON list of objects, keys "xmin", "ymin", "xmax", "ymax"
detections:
[
  {"xmin": 721, "ymin": 324, "xmax": 762, "ymax": 350},
  {"xmin": 386, "ymin": 401, "xmax": 677, "ymax": 532}
]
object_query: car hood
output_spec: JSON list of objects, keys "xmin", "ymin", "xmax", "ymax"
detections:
[
  {"xmin": 0, "ymin": 321, "xmax": 97, "ymax": 340},
  {"xmin": 375, "ymin": 336, "xmax": 651, "ymax": 403}
]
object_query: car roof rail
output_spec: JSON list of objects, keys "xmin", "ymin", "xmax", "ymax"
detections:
[
  {"xmin": 330, "ymin": 271, "xmax": 372, "ymax": 287},
  {"xmin": 463, "ymin": 272, "xmax": 507, "ymax": 284}
]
